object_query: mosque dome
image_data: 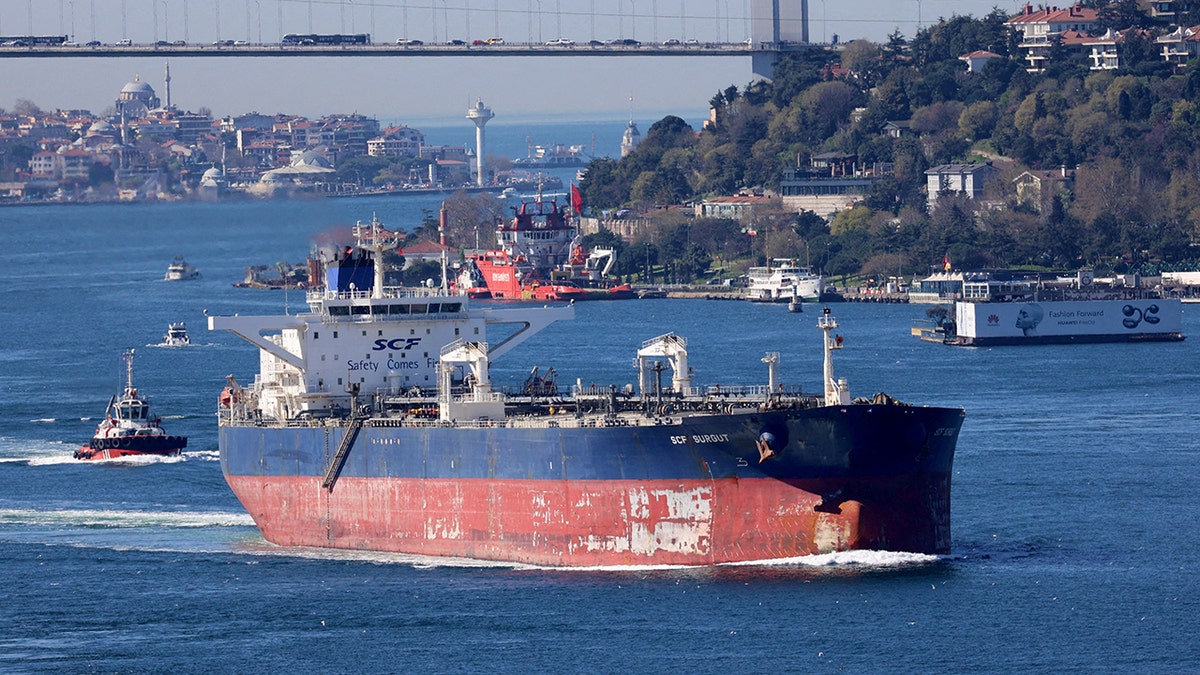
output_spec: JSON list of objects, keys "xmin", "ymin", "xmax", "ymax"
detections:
[
  {"xmin": 121, "ymin": 78, "xmax": 155, "ymax": 96},
  {"xmin": 86, "ymin": 120, "xmax": 114, "ymax": 136}
]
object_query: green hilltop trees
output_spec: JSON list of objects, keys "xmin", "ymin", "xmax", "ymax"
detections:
[{"xmin": 580, "ymin": 9, "xmax": 1200, "ymax": 282}]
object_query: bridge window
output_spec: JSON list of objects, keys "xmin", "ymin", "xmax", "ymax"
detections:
[
  {"xmin": 328, "ymin": 306, "xmax": 350, "ymax": 316},
  {"xmin": 351, "ymin": 305, "xmax": 370, "ymax": 315}
]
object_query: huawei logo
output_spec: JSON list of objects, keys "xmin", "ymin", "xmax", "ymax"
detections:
[{"xmin": 987, "ymin": 314, "xmax": 1000, "ymax": 325}]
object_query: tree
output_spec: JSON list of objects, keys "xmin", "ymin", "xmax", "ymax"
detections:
[
  {"xmin": 829, "ymin": 205, "xmax": 872, "ymax": 235},
  {"xmin": 958, "ymin": 100, "xmax": 1000, "ymax": 140},
  {"xmin": 441, "ymin": 192, "xmax": 507, "ymax": 249},
  {"xmin": 1097, "ymin": 0, "xmax": 1152, "ymax": 31},
  {"xmin": 12, "ymin": 99, "xmax": 43, "ymax": 117},
  {"xmin": 336, "ymin": 155, "xmax": 390, "ymax": 186}
]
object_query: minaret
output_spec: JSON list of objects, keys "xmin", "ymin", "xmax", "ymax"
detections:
[
  {"xmin": 164, "ymin": 61, "xmax": 172, "ymax": 110},
  {"xmin": 466, "ymin": 100, "xmax": 494, "ymax": 187}
]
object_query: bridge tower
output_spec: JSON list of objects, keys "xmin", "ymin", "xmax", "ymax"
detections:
[
  {"xmin": 749, "ymin": 0, "xmax": 809, "ymax": 80},
  {"xmin": 466, "ymin": 100, "xmax": 494, "ymax": 187}
]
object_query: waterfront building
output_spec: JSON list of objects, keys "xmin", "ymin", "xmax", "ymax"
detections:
[{"xmin": 367, "ymin": 125, "xmax": 425, "ymax": 159}]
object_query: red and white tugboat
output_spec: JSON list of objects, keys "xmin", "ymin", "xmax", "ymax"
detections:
[
  {"xmin": 75, "ymin": 349, "xmax": 188, "ymax": 460},
  {"xmin": 468, "ymin": 192, "xmax": 633, "ymax": 300}
]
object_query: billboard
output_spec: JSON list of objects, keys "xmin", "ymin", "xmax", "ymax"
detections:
[{"xmin": 956, "ymin": 299, "xmax": 1183, "ymax": 341}]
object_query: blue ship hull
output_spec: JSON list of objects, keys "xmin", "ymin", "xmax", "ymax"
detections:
[{"xmin": 220, "ymin": 403, "xmax": 963, "ymax": 566}]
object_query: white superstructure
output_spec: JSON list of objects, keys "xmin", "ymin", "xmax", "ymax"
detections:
[
  {"xmin": 208, "ymin": 216, "xmax": 573, "ymax": 421},
  {"xmin": 745, "ymin": 258, "xmax": 824, "ymax": 303}
]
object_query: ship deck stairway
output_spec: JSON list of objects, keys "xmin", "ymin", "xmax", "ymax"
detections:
[{"xmin": 322, "ymin": 417, "xmax": 364, "ymax": 492}]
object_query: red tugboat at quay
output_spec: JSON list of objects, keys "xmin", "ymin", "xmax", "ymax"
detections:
[
  {"xmin": 75, "ymin": 349, "xmax": 188, "ymax": 460},
  {"xmin": 207, "ymin": 216, "xmax": 965, "ymax": 567},
  {"xmin": 468, "ymin": 190, "xmax": 635, "ymax": 301}
]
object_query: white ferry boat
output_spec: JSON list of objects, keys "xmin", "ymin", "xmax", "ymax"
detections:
[
  {"xmin": 162, "ymin": 322, "xmax": 190, "ymax": 347},
  {"xmin": 165, "ymin": 256, "xmax": 200, "ymax": 281},
  {"xmin": 744, "ymin": 259, "xmax": 824, "ymax": 303}
]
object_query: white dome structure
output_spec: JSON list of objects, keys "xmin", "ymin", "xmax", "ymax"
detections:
[{"xmin": 115, "ymin": 75, "xmax": 160, "ymax": 119}]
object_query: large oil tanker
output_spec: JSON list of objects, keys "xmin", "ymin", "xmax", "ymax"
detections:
[{"xmin": 208, "ymin": 217, "xmax": 965, "ymax": 566}]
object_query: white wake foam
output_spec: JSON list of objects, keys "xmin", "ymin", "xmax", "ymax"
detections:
[{"xmin": 0, "ymin": 508, "xmax": 255, "ymax": 528}]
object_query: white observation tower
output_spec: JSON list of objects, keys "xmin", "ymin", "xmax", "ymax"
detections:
[{"xmin": 466, "ymin": 100, "xmax": 494, "ymax": 187}]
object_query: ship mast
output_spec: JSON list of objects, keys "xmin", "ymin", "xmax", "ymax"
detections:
[
  {"xmin": 819, "ymin": 307, "xmax": 849, "ymax": 405},
  {"xmin": 353, "ymin": 214, "xmax": 399, "ymax": 299},
  {"xmin": 122, "ymin": 348, "xmax": 136, "ymax": 394}
]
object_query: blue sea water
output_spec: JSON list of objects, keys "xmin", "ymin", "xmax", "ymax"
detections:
[{"xmin": 2, "ymin": 127, "xmax": 1200, "ymax": 672}]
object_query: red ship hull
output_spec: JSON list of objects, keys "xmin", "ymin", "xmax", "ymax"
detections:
[
  {"xmin": 75, "ymin": 442, "xmax": 184, "ymax": 460},
  {"xmin": 473, "ymin": 253, "xmax": 590, "ymax": 301},
  {"xmin": 228, "ymin": 474, "xmax": 951, "ymax": 566}
]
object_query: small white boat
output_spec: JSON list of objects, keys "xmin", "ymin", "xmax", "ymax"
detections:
[
  {"xmin": 165, "ymin": 256, "xmax": 200, "ymax": 281},
  {"xmin": 162, "ymin": 322, "xmax": 190, "ymax": 347}
]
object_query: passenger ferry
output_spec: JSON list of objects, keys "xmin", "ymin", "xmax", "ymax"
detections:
[
  {"xmin": 744, "ymin": 258, "xmax": 824, "ymax": 303},
  {"xmin": 162, "ymin": 322, "xmax": 190, "ymax": 347},
  {"xmin": 164, "ymin": 256, "xmax": 200, "ymax": 281}
]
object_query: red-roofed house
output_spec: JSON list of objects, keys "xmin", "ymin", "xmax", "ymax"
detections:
[
  {"xmin": 1157, "ymin": 23, "xmax": 1200, "ymax": 67},
  {"xmin": 400, "ymin": 239, "xmax": 455, "ymax": 266},
  {"xmin": 960, "ymin": 50, "xmax": 1002, "ymax": 73},
  {"xmin": 1007, "ymin": 3, "xmax": 1101, "ymax": 72},
  {"xmin": 29, "ymin": 151, "xmax": 57, "ymax": 179},
  {"xmin": 367, "ymin": 125, "xmax": 425, "ymax": 159},
  {"xmin": 1085, "ymin": 28, "xmax": 1156, "ymax": 70},
  {"xmin": 59, "ymin": 149, "xmax": 93, "ymax": 183}
]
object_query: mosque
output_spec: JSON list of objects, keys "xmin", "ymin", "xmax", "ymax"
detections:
[{"xmin": 115, "ymin": 75, "xmax": 161, "ymax": 120}]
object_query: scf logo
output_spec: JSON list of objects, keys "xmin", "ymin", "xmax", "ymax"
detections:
[{"xmin": 372, "ymin": 337, "xmax": 422, "ymax": 351}]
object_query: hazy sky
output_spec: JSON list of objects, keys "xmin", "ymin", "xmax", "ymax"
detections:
[{"xmin": 1, "ymin": 1, "xmax": 1018, "ymax": 124}]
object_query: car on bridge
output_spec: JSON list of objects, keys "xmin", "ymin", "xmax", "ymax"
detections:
[
  {"xmin": 612, "ymin": 38, "xmax": 640, "ymax": 46},
  {"xmin": 545, "ymin": 38, "xmax": 575, "ymax": 47},
  {"xmin": 396, "ymin": 38, "xmax": 423, "ymax": 45},
  {"xmin": 485, "ymin": 37, "xmax": 505, "ymax": 45},
  {"xmin": 662, "ymin": 39, "xmax": 681, "ymax": 46}
]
